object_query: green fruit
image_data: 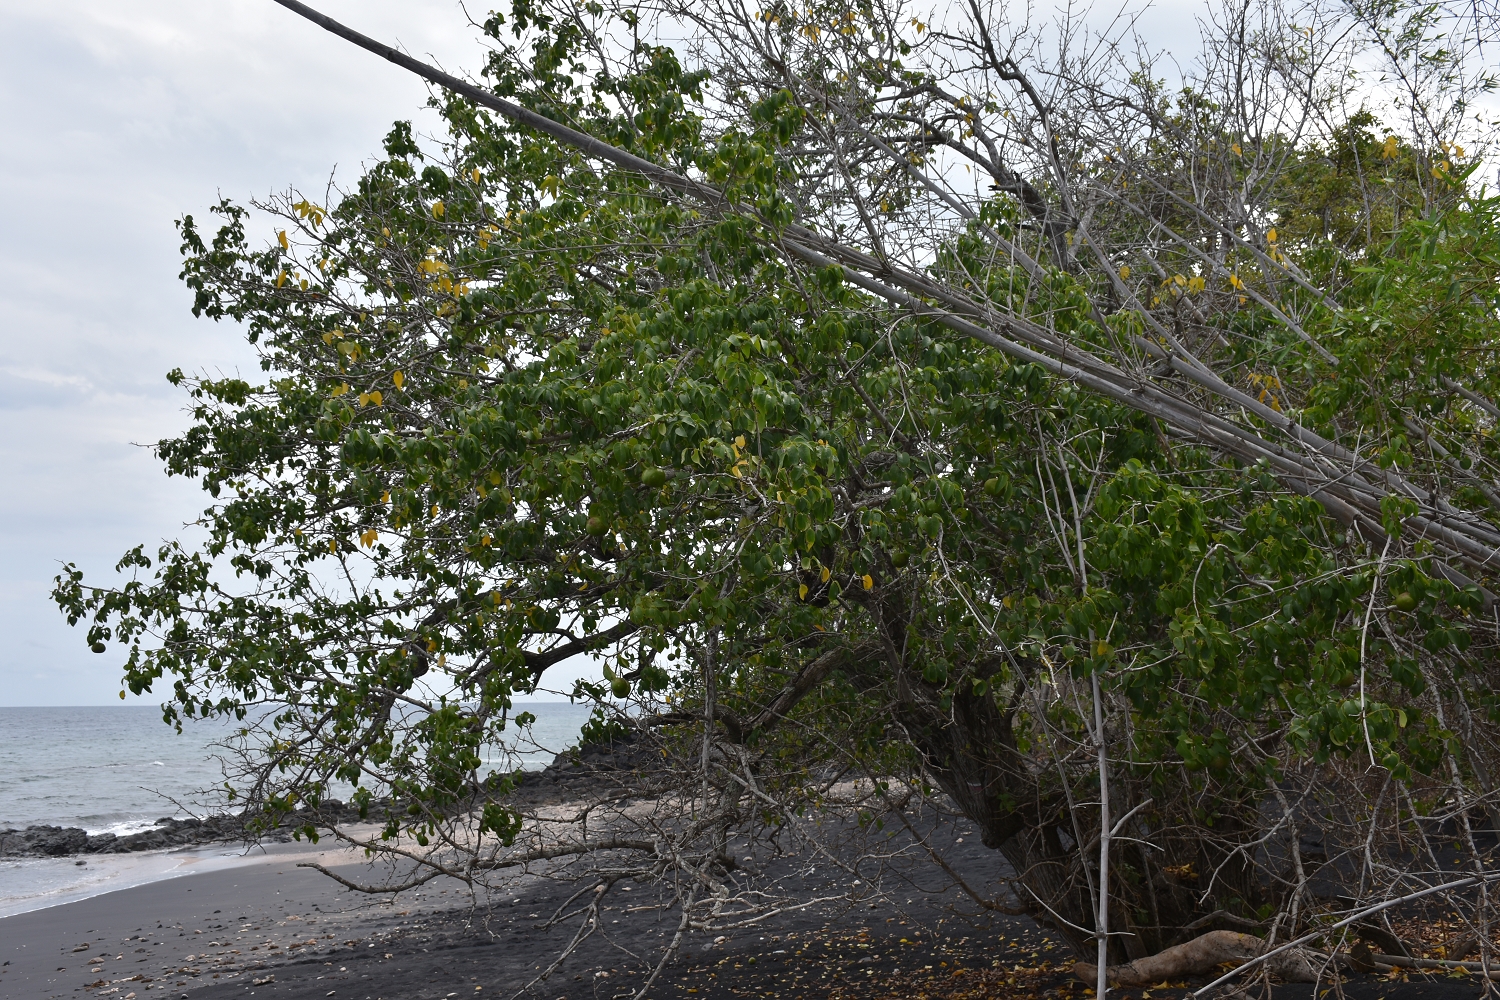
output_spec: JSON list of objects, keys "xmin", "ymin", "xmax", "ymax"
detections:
[
  {"xmin": 611, "ymin": 677, "xmax": 631, "ymax": 698},
  {"xmin": 890, "ymin": 550, "xmax": 910, "ymax": 569},
  {"xmin": 1209, "ymin": 753, "xmax": 1232, "ymax": 772},
  {"xmin": 1336, "ymin": 671, "xmax": 1358, "ymax": 688},
  {"xmin": 983, "ymin": 477, "xmax": 1002, "ymax": 496},
  {"xmin": 641, "ymin": 467, "xmax": 668, "ymax": 488},
  {"xmin": 1393, "ymin": 592, "xmax": 1417, "ymax": 612},
  {"xmin": 585, "ymin": 516, "xmax": 609, "ymax": 536},
  {"xmin": 90, "ymin": 642, "xmax": 106, "ymax": 654}
]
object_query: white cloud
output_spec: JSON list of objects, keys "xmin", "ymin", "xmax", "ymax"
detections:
[{"xmin": 0, "ymin": 0, "xmax": 485, "ymax": 704}]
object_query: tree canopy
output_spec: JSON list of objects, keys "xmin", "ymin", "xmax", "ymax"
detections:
[{"xmin": 55, "ymin": 0, "xmax": 1500, "ymax": 983}]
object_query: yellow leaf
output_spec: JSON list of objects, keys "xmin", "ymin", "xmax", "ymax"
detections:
[
  {"xmin": 1002, "ymin": 595, "xmax": 1014, "ymax": 609},
  {"xmin": 278, "ymin": 230, "xmax": 289, "ymax": 250},
  {"xmin": 1230, "ymin": 142, "xmax": 1242, "ymax": 155},
  {"xmin": 820, "ymin": 566, "xmax": 831, "ymax": 583},
  {"xmin": 328, "ymin": 539, "xmax": 338, "ymax": 553},
  {"xmin": 798, "ymin": 583, "xmax": 809, "ymax": 600},
  {"xmin": 1117, "ymin": 265, "xmax": 1130, "ymax": 279},
  {"xmin": 393, "ymin": 370, "xmax": 405, "ymax": 389},
  {"xmin": 381, "ymin": 490, "xmax": 390, "ymax": 503},
  {"xmin": 431, "ymin": 505, "xmax": 440, "ymax": 517},
  {"xmin": 369, "ymin": 390, "xmax": 383, "ymax": 406},
  {"xmin": 1266, "ymin": 228, "xmax": 1278, "ymax": 243},
  {"xmin": 331, "ymin": 382, "xmax": 349, "ymax": 397},
  {"xmin": 734, "ymin": 434, "xmax": 747, "ymax": 449},
  {"xmin": 862, "ymin": 574, "xmax": 874, "ymax": 591},
  {"xmin": 1094, "ymin": 640, "xmax": 1113, "ymax": 658},
  {"xmin": 472, "ymin": 167, "xmax": 482, "ymax": 184},
  {"xmin": 481, "ymin": 534, "xmax": 492, "ymax": 546},
  {"xmin": 276, "ymin": 270, "xmax": 288, "ymax": 288},
  {"xmin": 432, "ymin": 200, "xmax": 445, "ymax": 218}
]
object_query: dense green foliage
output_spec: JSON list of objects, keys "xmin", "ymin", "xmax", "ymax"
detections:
[{"xmin": 53, "ymin": 0, "xmax": 1500, "ymax": 960}]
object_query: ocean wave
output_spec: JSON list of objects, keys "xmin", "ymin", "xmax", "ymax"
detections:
[{"xmin": 85, "ymin": 818, "xmax": 178, "ymax": 837}]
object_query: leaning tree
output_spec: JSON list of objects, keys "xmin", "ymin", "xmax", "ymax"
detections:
[{"xmin": 55, "ymin": 0, "xmax": 1500, "ymax": 991}]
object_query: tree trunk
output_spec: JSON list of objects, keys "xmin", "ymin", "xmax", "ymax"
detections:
[{"xmin": 1073, "ymin": 930, "xmax": 1324, "ymax": 986}]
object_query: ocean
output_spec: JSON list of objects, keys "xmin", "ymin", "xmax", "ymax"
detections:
[
  {"xmin": 0, "ymin": 703, "xmax": 593, "ymax": 919},
  {"xmin": 0, "ymin": 703, "xmax": 593, "ymax": 834}
]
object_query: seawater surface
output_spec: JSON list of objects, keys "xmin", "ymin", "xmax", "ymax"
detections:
[
  {"xmin": 0, "ymin": 703, "xmax": 592, "ymax": 918},
  {"xmin": 0, "ymin": 703, "xmax": 593, "ymax": 833}
]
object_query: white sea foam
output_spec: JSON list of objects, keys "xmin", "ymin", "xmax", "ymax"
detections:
[{"xmin": 88, "ymin": 818, "xmax": 174, "ymax": 838}]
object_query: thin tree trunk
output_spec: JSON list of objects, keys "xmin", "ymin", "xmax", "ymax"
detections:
[{"xmin": 1094, "ymin": 670, "xmax": 1110, "ymax": 1000}]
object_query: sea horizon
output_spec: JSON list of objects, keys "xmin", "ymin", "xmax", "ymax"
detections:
[{"xmin": 0, "ymin": 703, "xmax": 592, "ymax": 834}]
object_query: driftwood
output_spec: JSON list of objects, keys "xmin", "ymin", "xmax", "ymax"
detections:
[
  {"xmin": 1073, "ymin": 930, "xmax": 1323, "ymax": 986},
  {"xmin": 1364, "ymin": 949, "xmax": 1500, "ymax": 981}
]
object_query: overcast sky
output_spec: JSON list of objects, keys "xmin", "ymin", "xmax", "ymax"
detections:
[
  {"xmin": 0, "ymin": 0, "xmax": 1213, "ymax": 707},
  {"xmin": 0, "ymin": 0, "xmax": 510, "ymax": 705}
]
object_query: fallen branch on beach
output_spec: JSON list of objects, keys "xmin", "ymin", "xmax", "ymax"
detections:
[
  {"xmin": 1071, "ymin": 930, "xmax": 1324, "ymax": 986},
  {"xmin": 1362, "ymin": 949, "xmax": 1500, "ymax": 980}
]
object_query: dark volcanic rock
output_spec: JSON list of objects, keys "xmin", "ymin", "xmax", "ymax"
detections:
[
  {"xmin": 0, "ymin": 798, "xmax": 393, "ymax": 859},
  {"xmin": 0, "ymin": 824, "xmax": 90, "ymax": 856},
  {"xmin": 513, "ymin": 726, "xmax": 663, "ymax": 802}
]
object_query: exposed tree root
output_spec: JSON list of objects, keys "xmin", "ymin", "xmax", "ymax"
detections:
[{"xmin": 1072, "ymin": 930, "xmax": 1323, "ymax": 986}]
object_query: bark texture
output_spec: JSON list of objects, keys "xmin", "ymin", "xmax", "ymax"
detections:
[{"xmin": 1072, "ymin": 930, "xmax": 1323, "ymax": 986}]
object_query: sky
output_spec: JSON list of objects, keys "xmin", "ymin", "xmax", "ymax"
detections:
[{"xmin": 0, "ymin": 0, "xmax": 527, "ymax": 705}]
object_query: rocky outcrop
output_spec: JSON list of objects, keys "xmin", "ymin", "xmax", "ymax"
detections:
[
  {"xmin": 0, "ymin": 798, "xmax": 385, "ymax": 858},
  {"xmin": 512, "ymin": 727, "xmax": 665, "ymax": 804}
]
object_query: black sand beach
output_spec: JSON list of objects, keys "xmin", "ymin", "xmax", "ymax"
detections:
[
  {"xmin": 0, "ymin": 809, "xmax": 1065, "ymax": 1000},
  {"xmin": 3, "ymin": 820, "xmax": 1494, "ymax": 1000}
]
